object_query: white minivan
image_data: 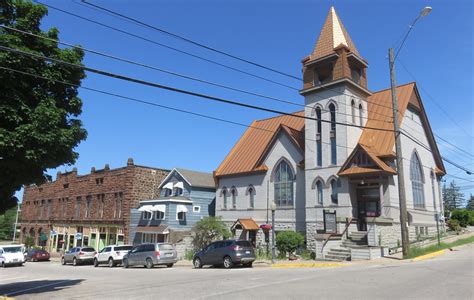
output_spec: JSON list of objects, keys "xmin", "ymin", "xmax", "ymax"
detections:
[{"xmin": 0, "ymin": 244, "xmax": 26, "ymax": 267}]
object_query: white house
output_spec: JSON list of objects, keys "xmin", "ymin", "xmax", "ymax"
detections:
[{"xmin": 214, "ymin": 7, "xmax": 446, "ymax": 260}]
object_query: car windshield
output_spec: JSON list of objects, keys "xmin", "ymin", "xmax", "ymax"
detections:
[
  {"xmin": 236, "ymin": 241, "xmax": 252, "ymax": 247},
  {"xmin": 115, "ymin": 246, "xmax": 133, "ymax": 251},
  {"xmin": 81, "ymin": 247, "xmax": 95, "ymax": 252},
  {"xmin": 3, "ymin": 247, "xmax": 22, "ymax": 253}
]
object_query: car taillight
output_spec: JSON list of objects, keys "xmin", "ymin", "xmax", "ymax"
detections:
[
  {"xmin": 79, "ymin": 252, "xmax": 84, "ymax": 256},
  {"xmin": 155, "ymin": 251, "xmax": 160, "ymax": 257},
  {"xmin": 93, "ymin": 252, "xmax": 97, "ymax": 255},
  {"xmin": 229, "ymin": 245, "xmax": 242, "ymax": 251}
]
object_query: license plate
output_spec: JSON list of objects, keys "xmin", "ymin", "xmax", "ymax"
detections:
[
  {"xmin": 13, "ymin": 259, "xmax": 18, "ymax": 262},
  {"xmin": 245, "ymin": 251, "xmax": 250, "ymax": 254},
  {"xmin": 166, "ymin": 253, "xmax": 173, "ymax": 256}
]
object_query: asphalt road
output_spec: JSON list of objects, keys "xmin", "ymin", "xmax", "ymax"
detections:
[{"xmin": 1, "ymin": 244, "xmax": 473, "ymax": 300}]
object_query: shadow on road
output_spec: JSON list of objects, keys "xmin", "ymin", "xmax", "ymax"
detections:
[{"xmin": 0, "ymin": 279, "xmax": 84, "ymax": 297}]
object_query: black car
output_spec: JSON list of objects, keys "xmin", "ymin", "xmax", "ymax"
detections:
[{"xmin": 193, "ymin": 240, "xmax": 255, "ymax": 269}]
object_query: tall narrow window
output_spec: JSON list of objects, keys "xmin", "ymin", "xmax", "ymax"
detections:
[
  {"xmin": 97, "ymin": 194, "xmax": 105, "ymax": 218},
  {"xmin": 274, "ymin": 160, "xmax": 294, "ymax": 207},
  {"xmin": 85, "ymin": 196, "xmax": 92, "ymax": 218},
  {"xmin": 316, "ymin": 107, "xmax": 322, "ymax": 167},
  {"xmin": 75, "ymin": 197, "xmax": 81, "ymax": 219},
  {"xmin": 47, "ymin": 200, "xmax": 52, "ymax": 218},
  {"xmin": 231, "ymin": 187, "xmax": 237, "ymax": 209},
  {"xmin": 351, "ymin": 100, "xmax": 356, "ymax": 124},
  {"xmin": 330, "ymin": 179, "xmax": 339, "ymax": 205},
  {"xmin": 222, "ymin": 188, "xmax": 228, "ymax": 209},
  {"xmin": 329, "ymin": 103, "xmax": 337, "ymax": 165},
  {"xmin": 316, "ymin": 181, "xmax": 323, "ymax": 205},
  {"xmin": 410, "ymin": 152, "xmax": 425, "ymax": 208},
  {"xmin": 248, "ymin": 186, "xmax": 255, "ymax": 208},
  {"xmin": 359, "ymin": 104, "xmax": 363, "ymax": 127}
]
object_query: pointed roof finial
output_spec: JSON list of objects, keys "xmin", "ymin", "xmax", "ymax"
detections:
[{"xmin": 310, "ymin": 6, "xmax": 360, "ymax": 60}]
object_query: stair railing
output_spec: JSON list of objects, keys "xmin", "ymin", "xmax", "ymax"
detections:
[{"xmin": 321, "ymin": 217, "xmax": 357, "ymax": 260}]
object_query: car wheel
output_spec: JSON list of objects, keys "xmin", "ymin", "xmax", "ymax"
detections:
[
  {"xmin": 94, "ymin": 258, "xmax": 99, "ymax": 267},
  {"xmin": 193, "ymin": 257, "xmax": 202, "ymax": 269},
  {"xmin": 223, "ymin": 256, "xmax": 233, "ymax": 269},
  {"xmin": 1, "ymin": 262, "xmax": 5, "ymax": 268},
  {"xmin": 72, "ymin": 257, "xmax": 78, "ymax": 266},
  {"xmin": 108, "ymin": 258, "xmax": 115, "ymax": 268},
  {"xmin": 123, "ymin": 258, "xmax": 129, "ymax": 268},
  {"xmin": 244, "ymin": 262, "xmax": 253, "ymax": 268},
  {"xmin": 61, "ymin": 257, "xmax": 66, "ymax": 265},
  {"xmin": 166, "ymin": 263, "xmax": 173, "ymax": 268},
  {"xmin": 145, "ymin": 258, "xmax": 153, "ymax": 269}
]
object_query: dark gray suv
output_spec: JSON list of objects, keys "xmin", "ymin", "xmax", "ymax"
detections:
[{"xmin": 193, "ymin": 240, "xmax": 255, "ymax": 269}]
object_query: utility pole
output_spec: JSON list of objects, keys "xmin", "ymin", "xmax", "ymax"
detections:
[
  {"xmin": 12, "ymin": 204, "xmax": 20, "ymax": 242},
  {"xmin": 389, "ymin": 48, "xmax": 410, "ymax": 257}
]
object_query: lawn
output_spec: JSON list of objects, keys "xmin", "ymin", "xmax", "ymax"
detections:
[{"xmin": 406, "ymin": 235, "xmax": 474, "ymax": 259}]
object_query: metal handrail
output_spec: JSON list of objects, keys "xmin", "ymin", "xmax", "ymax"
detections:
[{"xmin": 321, "ymin": 217, "xmax": 357, "ymax": 259}]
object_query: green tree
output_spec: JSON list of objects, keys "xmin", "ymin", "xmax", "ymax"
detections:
[
  {"xmin": 275, "ymin": 231, "xmax": 305, "ymax": 259},
  {"xmin": 443, "ymin": 181, "xmax": 465, "ymax": 214},
  {"xmin": 0, "ymin": 205, "xmax": 17, "ymax": 240},
  {"xmin": 450, "ymin": 209, "xmax": 470, "ymax": 227},
  {"xmin": 0, "ymin": 0, "xmax": 87, "ymax": 213},
  {"xmin": 466, "ymin": 194, "xmax": 474, "ymax": 210},
  {"xmin": 191, "ymin": 216, "xmax": 231, "ymax": 251}
]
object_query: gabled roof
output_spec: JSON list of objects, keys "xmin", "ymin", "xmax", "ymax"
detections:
[
  {"xmin": 345, "ymin": 82, "xmax": 445, "ymax": 176},
  {"xmin": 338, "ymin": 144, "xmax": 396, "ymax": 176},
  {"xmin": 310, "ymin": 6, "xmax": 360, "ymax": 60},
  {"xmin": 159, "ymin": 168, "xmax": 215, "ymax": 189},
  {"xmin": 214, "ymin": 111, "xmax": 305, "ymax": 178},
  {"xmin": 231, "ymin": 218, "xmax": 260, "ymax": 231}
]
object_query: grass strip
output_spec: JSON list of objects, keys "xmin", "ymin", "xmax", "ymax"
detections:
[{"xmin": 406, "ymin": 235, "xmax": 474, "ymax": 259}]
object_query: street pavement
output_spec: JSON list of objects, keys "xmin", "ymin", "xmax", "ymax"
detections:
[{"xmin": 0, "ymin": 243, "xmax": 472, "ymax": 300}]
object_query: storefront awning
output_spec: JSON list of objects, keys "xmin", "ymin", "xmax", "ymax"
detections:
[
  {"xmin": 150, "ymin": 204, "xmax": 166, "ymax": 213},
  {"xmin": 163, "ymin": 182, "xmax": 174, "ymax": 189},
  {"xmin": 135, "ymin": 225, "xmax": 169, "ymax": 234},
  {"xmin": 174, "ymin": 181, "xmax": 184, "ymax": 189},
  {"xmin": 138, "ymin": 205, "xmax": 154, "ymax": 212},
  {"xmin": 176, "ymin": 204, "xmax": 188, "ymax": 213}
]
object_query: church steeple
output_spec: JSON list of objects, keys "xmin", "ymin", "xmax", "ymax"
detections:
[{"xmin": 301, "ymin": 6, "xmax": 370, "ymax": 95}]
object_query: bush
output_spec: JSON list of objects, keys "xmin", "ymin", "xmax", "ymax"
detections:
[
  {"xmin": 275, "ymin": 231, "xmax": 305, "ymax": 259},
  {"xmin": 184, "ymin": 250, "xmax": 195, "ymax": 261},
  {"xmin": 450, "ymin": 209, "xmax": 471, "ymax": 227},
  {"xmin": 24, "ymin": 235, "xmax": 35, "ymax": 249},
  {"xmin": 447, "ymin": 219, "xmax": 462, "ymax": 232},
  {"xmin": 191, "ymin": 216, "xmax": 231, "ymax": 251},
  {"xmin": 469, "ymin": 211, "xmax": 474, "ymax": 226}
]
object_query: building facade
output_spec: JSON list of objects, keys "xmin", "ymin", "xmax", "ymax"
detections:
[
  {"xmin": 214, "ymin": 7, "xmax": 446, "ymax": 259},
  {"xmin": 20, "ymin": 158, "xmax": 169, "ymax": 252},
  {"xmin": 129, "ymin": 168, "xmax": 215, "ymax": 246}
]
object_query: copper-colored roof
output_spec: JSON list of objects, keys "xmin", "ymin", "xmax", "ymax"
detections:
[
  {"xmin": 338, "ymin": 167, "xmax": 391, "ymax": 176},
  {"xmin": 135, "ymin": 225, "xmax": 169, "ymax": 233},
  {"xmin": 232, "ymin": 218, "xmax": 260, "ymax": 231},
  {"xmin": 214, "ymin": 111, "xmax": 304, "ymax": 177},
  {"xmin": 338, "ymin": 144, "xmax": 396, "ymax": 176},
  {"xmin": 310, "ymin": 6, "xmax": 360, "ymax": 61}
]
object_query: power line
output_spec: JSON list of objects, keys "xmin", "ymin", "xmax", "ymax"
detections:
[
  {"xmin": 396, "ymin": 57, "xmax": 474, "ymax": 139},
  {"xmin": 0, "ymin": 25, "xmax": 394, "ymax": 124},
  {"xmin": 1, "ymin": 65, "xmax": 459, "ymax": 177},
  {"xmin": 0, "ymin": 45, "xmax": 398, "ymax": 134},
  {"xmin": 33, "ymin": 0, "xmax": 299, "ymax": 91},
  {"xmin": 33, "ymin": 1, "xmax": 399, "ymax": 116},
  {"xmin": 78, "ymin": 0, "xmax": 301, "ymax": 82}
]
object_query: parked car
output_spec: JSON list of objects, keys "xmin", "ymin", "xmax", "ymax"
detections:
[
  {"xmin": 61, "ymin": 247, "xmax": 96, "ymax": 266},
  {"xmin": 122, "ymin": 243, "xmax": 177, "ymax": 269},
  {"xmin": 26, "ymin": 249, "xmax": 50, "ymax": 262},
  {"xmin": 193, "ymin": 240, "xmax": 255, "ymax": 269},
  {"xmin": 94, "ymin": 245, "xmax": 133, "ymax": 267},
  {"xmin": 0, "ymin": 244, "xmax": 26, "ymax": 267}
]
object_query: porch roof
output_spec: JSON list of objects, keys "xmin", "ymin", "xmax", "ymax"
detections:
[
  {"xmin": 231, "ymin": 218, "xmax": 259, "ymax": 231},
  {"xmin": 135, "ymin": 225, "xmax": 169, "ymax": 234}
]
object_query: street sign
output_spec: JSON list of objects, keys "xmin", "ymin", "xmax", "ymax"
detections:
[
  {"xmin": 50, "ymin": 230, "xmax": 57, "ymax": 237},
  {"xmin": 75, "ymin": 233, "xmax": 82, "ymax": 240},
  {"xmin": 323, "ymin": 210, "xmax": 337, "ymax": 233}
]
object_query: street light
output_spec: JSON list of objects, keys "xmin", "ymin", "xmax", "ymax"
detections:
[
  {"xmin": 389, "ymin": 6, "xmax": 432, "ymax": 258},
  {"xmin": 271, "ymin": 201, "xmax": 277, "ymax": 264}
]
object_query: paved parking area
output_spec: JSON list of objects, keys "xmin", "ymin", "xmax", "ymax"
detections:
[{"xmin": 0, "ymin": 243, "xmax": 473, "ymax": 299}]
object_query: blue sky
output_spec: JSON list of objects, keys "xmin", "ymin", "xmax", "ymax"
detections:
[{"xmin": 16, "ymin": 0, "xmax": 473, "ymax": 201}]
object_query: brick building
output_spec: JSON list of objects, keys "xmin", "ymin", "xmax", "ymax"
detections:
[{"xmin": 19, "ymin": 158, "xmax": 169, "ymax": 253}]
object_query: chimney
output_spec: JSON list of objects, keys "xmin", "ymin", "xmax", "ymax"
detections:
[
  {"xmin": 91, "ymin": 167, "xmax": 96, "ymax": 174},
  {"xmin": 127, "ymin": 158, "xmax": 134, "ymax": 166},
  {"xmin": 104, "ymin": 164, "xmax": 110, "ymax": 171}
]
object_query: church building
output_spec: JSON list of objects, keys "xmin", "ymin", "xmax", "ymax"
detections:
[{"xmin": 213, "ymin": 7, "xmax": 445, "ymax": 260}]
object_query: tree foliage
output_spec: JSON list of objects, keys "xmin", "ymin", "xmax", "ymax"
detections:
[
  {"xmin": 191, "ymin": 216, "xmax": 231, "ymax": 251},
  {"xmin": 275, "ymin": 231, "xmax": 305, "ymax": 258},
  {"xmin": 0, "ymin": 205, "xmax": 17, "ymax": 240},
  {"xmin": 450, "ymin": 209, "xmax": 471, "ymax": 228},
  {"xmin": 466, "ymin": 194, "xmax": 474, "ymax": 211},
  {"xmin": 442, "ymin": 181, "xmax": 465, "ymax": 214},
  {"xmin": 0, "ymin": 0, "xmax": 87, "ymax": 213}
]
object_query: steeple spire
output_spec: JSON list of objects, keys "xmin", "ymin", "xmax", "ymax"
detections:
[{"xmin": 311, "ymin": 6, "xmax": 360, "ymax": 60}]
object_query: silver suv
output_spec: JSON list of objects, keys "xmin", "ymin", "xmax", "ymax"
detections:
[
  {"xmin": 94, "ymin": 245, "xmax": 133, "ymax": 267},
  {"xmin": 61, "ymin": 247, "xmax": 96, "ymax": 266},
  {"xmin": 123, "ymin": 243, "xmax": 178, "ymax": 269}
]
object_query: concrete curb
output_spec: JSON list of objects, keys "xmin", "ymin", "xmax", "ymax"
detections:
[
  {"xmin": 412, "ymin": 250, "xmax": 446, "ymax": 262},
  {"xmin": 271, "ymin": 262, "xmax": 347, "ymax": 268}
]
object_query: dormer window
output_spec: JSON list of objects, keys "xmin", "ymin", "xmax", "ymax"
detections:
[
  {"xmin": 164, "ymin": 188, "xmax": 172, "ymax": 197},
  {"xmin": 174, "ymin": 187, "xmax": 183, "ymax": 196}
]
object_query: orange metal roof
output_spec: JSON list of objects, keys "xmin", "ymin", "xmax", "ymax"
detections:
[
  {"xmin": 232, "ymin": 218, "xmax": 260, "ymax": 231},
  {"xmin": 310, "ymin": 6, "xmax": 360, "ymax": 60},
  {"xmin": 214, "ymin": 111, "xmax": 304, "ymax": 177}
]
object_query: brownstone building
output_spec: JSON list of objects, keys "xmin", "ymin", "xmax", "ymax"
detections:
[{"xmin": 20, "ymin": 158, "xmax": 169, "ymax": 253}]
